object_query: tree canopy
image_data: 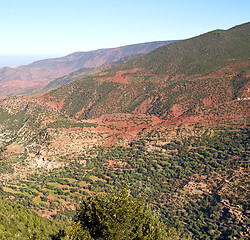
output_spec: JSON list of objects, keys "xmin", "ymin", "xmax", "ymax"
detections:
[{"xmin": 70, "ymin": 187, "xmax": 172, "ymax": 240}]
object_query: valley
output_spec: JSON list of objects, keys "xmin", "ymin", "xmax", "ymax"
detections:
[{"xmin": 0, "ymin": 22, "xmax": 249, "ymax": 239}]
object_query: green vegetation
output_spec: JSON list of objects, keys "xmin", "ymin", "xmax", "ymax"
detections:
[
  {"xmin": 71, "ymin": 187, "xmax": 173, "ymax": 240},
  {"xmin": 1, "ymin": 127, "xmax": 248, "ymax": 239},
  {"xmin": 121, "ymin": 22, "xmax": 250, "ymax": 76},
  {"xmin": 0, "ymin": 159, "xmax": 14, "ymax": 174},
  {"xmin": 0, "ymin": 198, "xmax": 65, "ymax": 240}
]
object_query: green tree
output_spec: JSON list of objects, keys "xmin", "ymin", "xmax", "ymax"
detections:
[{"xmin": 70, "ymin": 187, "xmax": 168, "ymax": 240}]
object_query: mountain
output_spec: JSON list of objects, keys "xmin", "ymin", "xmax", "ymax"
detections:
[
  {"xmin": 40, "ymin": 22, "xmax": 249, "ymax": 121},
  {"xmin": 42, "ymin": 53, "xmax": 145, "ymax": 92},
  {"xmin": 0, "ymin": 41, "xmax": 176, "ymax": 97},
  {"xmin": 0, "ymin": 23, "xmax": 249, "ymax": 239}
]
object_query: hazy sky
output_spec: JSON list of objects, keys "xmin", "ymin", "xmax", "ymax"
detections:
[{"xmin": 0, "ymin": 0, "xmax": 249, "ymax": 57}]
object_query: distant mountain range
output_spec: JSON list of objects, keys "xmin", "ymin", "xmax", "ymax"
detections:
[
  {"xmin": 0, "ymin": 41, "xmax": 176, "ymax": 96},
  {"xmin": 0, "ymin": 55, "xmax": 59, "ymax": 68}
]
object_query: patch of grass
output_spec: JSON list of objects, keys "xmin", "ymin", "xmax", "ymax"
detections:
[
  {"xmin": 47, "ymin": 182, "xmax": 60, "ymax": 187},
  {"xmin": 78, "ymin": 181, "xmax": 87, "ymax": 187},
  {"xmin": 3, "ymin": 187, "xmax": 21, "ymax": 194},
  {"xmin": 89, "ymin": 175, "xmax": 104, "ymax": 182}
]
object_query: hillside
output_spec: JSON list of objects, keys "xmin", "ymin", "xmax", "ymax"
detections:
[
  {"xmin": 124, "ymin": 22, "xmax": 250, "ymax": 76},
  {"xmin": 0, "ymin": 23, "xmax": 249, "ymax": 239},
  {"xmin": 0, "ymin": 41, "xmax": 175, "ymax": 97},
  {"xmin": 42, "ymin": 53, "xmax": 144, "ymax": 92},
  {"xmin": 0, "ymin": 198, "xmax": 65, "ymax": 239},
  {"xmin": 38, "ymin": 23, "xmax": 249, "ymax": 122}
]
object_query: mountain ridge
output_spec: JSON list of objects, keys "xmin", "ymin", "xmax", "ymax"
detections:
[
  {"xmin": 39, "ymin": 22, "xmax": 249, "ymax": 121},
  {"xmin": 115, "ymin": 22, "xmax": 250, "ymax": 76},
  {"xmin": 0, "ymin": 40, "xmax": 176, "ymax": 97}
]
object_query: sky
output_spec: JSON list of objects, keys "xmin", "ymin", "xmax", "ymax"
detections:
[{"xmin": 0, "ymin": 0, "xmax": 249, "ymax": 66}]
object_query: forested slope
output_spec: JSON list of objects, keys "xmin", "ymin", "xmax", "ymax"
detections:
[{"xmin": 0, "ymin": 198, "xmax": 65, "ymax": 239}]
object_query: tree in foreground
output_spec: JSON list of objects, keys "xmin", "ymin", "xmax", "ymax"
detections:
[{"xmin": 70, "ymin": 187, "xmax": 175, "ymax": 240}]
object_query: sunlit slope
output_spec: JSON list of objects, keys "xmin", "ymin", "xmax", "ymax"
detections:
[{"xmin": 41, "ymin": 23, "xmax": 249, "ymax": 120}]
